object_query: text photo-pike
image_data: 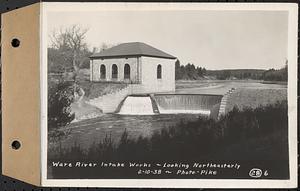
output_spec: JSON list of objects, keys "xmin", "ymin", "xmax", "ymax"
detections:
[{"xmin": 43, "ymin": 3, "xmax": 297, "ymax": 188}]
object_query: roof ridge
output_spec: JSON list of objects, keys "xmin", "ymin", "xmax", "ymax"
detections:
[
  {"xmin": 136, "ymin": 42, "xmax": 144, "ymax": 55},
  {"xmin": 90, "ymin": 42, "xmax": 176, "ymax": 59}
]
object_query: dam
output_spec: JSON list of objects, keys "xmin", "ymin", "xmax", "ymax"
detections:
[
  {"xmin": 117, "ymin": 94, "xmax": 223, "ymax": 118},
  {"xmin": 118, "ymin": 95, "xmax": 156, "ymax": 115}
]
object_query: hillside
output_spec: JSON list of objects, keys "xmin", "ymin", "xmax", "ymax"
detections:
[{"xmin": 206, "ymin": 69, "xmax": 265, "ymax": 80}]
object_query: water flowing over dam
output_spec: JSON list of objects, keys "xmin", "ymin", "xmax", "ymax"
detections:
[
  {"xmin": 154, "ymin": 94, "xmax": 223, "ymax": 116},
  {"xmin": 118, "ymin": 95, "xmax": 156, "ymax": 115},
  {"xmin": 117, "ymin": 94, "xmax": 223, "ymax": 118}
]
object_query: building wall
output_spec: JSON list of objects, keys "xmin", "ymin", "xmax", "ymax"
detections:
[
  {"xmin": 90, "ymin": 56, "xmax": 176, "ymax": 94},
  {"xmin": 140, "ymin": 56, "xmax": 175, "ymax": 93},
  {"xmin": 90, "ymin": 57, "xmax": 139, "ymax": 83},
  {"xmin": 88, "ymin": 56, "xmax": 175, "ymax": 112}
]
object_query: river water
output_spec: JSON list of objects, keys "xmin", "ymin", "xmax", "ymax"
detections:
[{"xmin": 55, "ymin": 80, "xmax": 287, "ymax": 150}]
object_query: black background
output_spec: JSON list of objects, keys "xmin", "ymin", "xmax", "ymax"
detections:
[{"xmin": 0, "ymin": 0, "xmax": 298, "ymax": 190}]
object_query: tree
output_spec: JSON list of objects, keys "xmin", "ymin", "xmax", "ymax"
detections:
[
  {"xmin": 48, "ymin": 47, "xmax": 73, "ymax": 73},
  {"xmin": 49, "ymin": 25, "xmax": 90, "ymax": 81},
  {"xmin": 48, "ymin": 80, "xmax": 75, "ymax": 131},
  {"xmin": 99, "ymin": 43, "xmax": 110, "ymax": 51},
  {"xmin": 282, "ymin": 59, "xmax": 288, "ymax": 81},
  {"xmin": 175, "ymin": 59, "xmax": 182, "ymax": 80},
  {"xmin": 175, "ymin": 60, "xmax": 206, "ymax": 80},
  {"xmin": 261, "ymin": 61, "xmax": 288, "ymax": 82}
]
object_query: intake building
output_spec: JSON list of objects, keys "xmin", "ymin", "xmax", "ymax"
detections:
[{"xmin": 90, "ymin": 42, "xmax": 176, "ymax": 93}]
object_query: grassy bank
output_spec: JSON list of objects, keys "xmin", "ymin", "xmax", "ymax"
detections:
[
  {"xmin": 49, "ymin": 100, "xmax": 288, "ymax": 161},
  {"xmin": 78, "ymin": 80, "xmax": 128, "ymax": 99}
]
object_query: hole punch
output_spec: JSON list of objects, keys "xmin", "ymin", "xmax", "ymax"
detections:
[
  {"xmin": 11, "ymin": 38, "xmax": 20, "ymax": 47},
  {"xmin": 11, "ymin": 140, "xmax": 21, "ymax": 150}
]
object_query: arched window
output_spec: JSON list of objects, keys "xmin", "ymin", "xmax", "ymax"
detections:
[
  {"xmin": 124, "ymin": 64, "xmax": 130, "ymax": 79},
  {"xmin": 157, "ymin": 64, "xmax": 162, "ymax": 79},
  {"xmin": 112, "ymin": 64, "xmax": 118, "ymax": 79},
  {"xmin": 100, "ymin": 65, "xmax": 106, "ymax": 79}
]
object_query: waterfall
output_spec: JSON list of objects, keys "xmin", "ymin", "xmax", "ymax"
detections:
[
  {"xmin": 118, "ymin": 95, "xmax": 155, "ymax": 115},
  {"xmin": 154, "ymin": 94, "xmax": 223, "ymax": 115},
  {"xmin": 118, "ymin": 94, "xmax": 223, "ymax": 117}
]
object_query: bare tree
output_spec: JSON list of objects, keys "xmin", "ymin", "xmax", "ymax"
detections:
[
  {"xmin": 97, "ymin": 42, "xmax": 120, "ymax": 52},
  {"xmin": 50, "ymin": 25, "xmax": 89, "ymax": 82}
]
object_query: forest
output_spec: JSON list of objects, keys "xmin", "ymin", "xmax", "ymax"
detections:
[
  {"xmin": 175, "ymin": 60, "xmax": 207, "ymax": 80},
  {"xmin": 175, "ymin": 60, "xmax": 268, "ymax": 81},
  {"xmin": 176, "ymin": 60, "xmax": 288, "ymax": 82}
]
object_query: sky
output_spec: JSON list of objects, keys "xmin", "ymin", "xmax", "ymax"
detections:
[{"xmin": 47, "ymin": 10, "xmax": 288, "ymax": 70}]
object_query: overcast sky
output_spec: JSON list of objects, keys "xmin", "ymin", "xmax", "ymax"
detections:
[{"xmin": 47, "ymin": 10, "xmax": 288, "ymax": 70}]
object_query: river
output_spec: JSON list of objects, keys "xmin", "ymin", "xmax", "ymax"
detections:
[{"xmin": 52, "ymin": 80, "xmax": 287, "ymax": 150}]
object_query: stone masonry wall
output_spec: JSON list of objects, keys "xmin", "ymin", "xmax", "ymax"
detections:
[{"xmin": 90, "ymin": 57, "xmax": 139, "ymax": 83}]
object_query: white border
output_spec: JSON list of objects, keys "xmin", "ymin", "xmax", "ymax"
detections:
[{"xmin": 40, "ymin": 2, "xmax": 298, "ymax": 188}]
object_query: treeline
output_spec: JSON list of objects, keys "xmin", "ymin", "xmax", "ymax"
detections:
[
  {"xmin": 49, "ymin": 101, "xmax": 288, "ymax": 178},
  {"xmin": 175, "ymin": 60, "xmax": 288, "ymax": 82},
  {"xmin": 261, "ymin": 66, "xmax": 288, "ymax": 81},
  {"xmin": 175, "ymin": 60, "xmax": 207, "ymax": 80},
  {"xmin": 206, "ymin": 69, "xmax": 265, "ymax": 80},
  {"xmin": 207, "ymin": 66, "xmax": 288, "ymax": 81}
]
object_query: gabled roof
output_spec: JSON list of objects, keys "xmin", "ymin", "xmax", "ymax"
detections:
[{"xmin": 90, "ymin": 42, "xmax": 176, "ymax": 60}]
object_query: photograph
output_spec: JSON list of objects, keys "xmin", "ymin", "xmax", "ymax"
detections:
[{"xmin": 42, "ymin": 2, "xmax": 297, "ymax": 188}]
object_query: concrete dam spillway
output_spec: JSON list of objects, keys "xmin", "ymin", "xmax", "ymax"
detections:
[
  {"xmin": 154, "ymin": 94, "xmax": 223, "ymax": 116},
  {"xmin": 118, "ymin": 95, "xmax": 155, "ymax": 115},
  {"xmin": 117, "ymin": 94, "xmax": 223, "ymax": 118}
]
